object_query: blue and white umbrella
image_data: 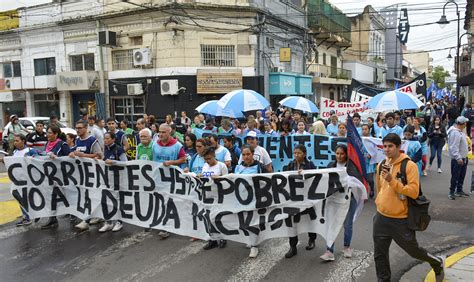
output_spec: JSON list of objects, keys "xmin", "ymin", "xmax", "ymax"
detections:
[
  {"xmin": 279, "ymin": 96, "xmax": 319, "ymax": 113},
  {"xmin": 217, "ymin": 89, "xmax": 269, "ymax": 112},
  {"xmin": 366, "ymin": 90, "xmax": 424, "ymax": 111},
  {"xmin": 195, "ymin": 100, "xmax": 244, "ymax": 118}
]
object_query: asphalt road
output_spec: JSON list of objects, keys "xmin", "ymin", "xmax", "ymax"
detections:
[{"xmin": 0, "ymin": 154, "xmax": 473, "ymax": 282}]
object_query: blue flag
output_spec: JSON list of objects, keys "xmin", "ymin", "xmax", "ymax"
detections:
[{"xmin": 426, "ymin": 81, "xmax": 438, "ymax": 100}]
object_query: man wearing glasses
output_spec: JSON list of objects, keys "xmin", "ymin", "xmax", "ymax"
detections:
[{"xmin": 69, "ymin": 119, "xmax": 103, "ymax": 231}]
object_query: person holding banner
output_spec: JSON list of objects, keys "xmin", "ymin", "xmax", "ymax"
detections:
[
  {"xmin": 106, "ymin": 118, "xmax": 130, "ymax": 152},
  {"xmin": 263, "ymin": 121, "xmax": 279, "ymax": 137},
  {"xmin": 352, "ymin": 113, "xmax": 363, "ymax": 135},
  {"xmin": 187, "ymin": 138, "xmax": 209, "ymax": 175},
  {"xmin": 184, "ymin": 133, "xmax": 197, "ymax": 165},
  {"xmin": 284, "ymin": 144, "xmax": 318, "ymax": 259},
  {"xmin": 222, "ymin": 135, "xmax": 240, "ymax": 173},
  {"xmin": 337, "ymin": 123, "xmax": 347, "ymax": 138},
  {"xmin": 311, "ymin": 120, "xmax": 327, "ymax": 135},
  {"xmin": 378, "ymin": 113, "xmax": 403, "ymax": 139},
  {"xmin": 40, "ymin": 126, "xmax": 72, "ymax": 229},
  {"xmin": 234, "ymin": 144, "xmax": 270, "ymax": 258},
  {"xmin": 320, "ymin": 144, "xmax": 357, "ymax": 261},
  {"xmin": 279, "ymin": 119, "xmax": 293, "ymax": 136},
  {"xmin": 200, "ymin": 147, "xmax": 229, "ymax": 250},
  {"xmin": 136, "ymin": 128, "xmax": 153, "ymax": 160},
  {"xmin": 238, "ymin": 131, "xmax": 273, "ymax": 173},
  {"xmin": 98, "ymin": 132, "xmax": 128, "ymax": 232},
  {"xmin": 207, "ymin": 134, "xmax": 232, "ymax": 169},
  {"xmin": 0, "ymin": 134, "xmax": 39, "ymax": 226}
]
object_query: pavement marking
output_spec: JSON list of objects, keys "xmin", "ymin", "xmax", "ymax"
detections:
[
  {"xmin": 0, "ymin": 176, "xmax": 10, "ymax": 184},
  {"xmin": 59, "ymin": 232, "xmax": 154, "ymax": 273},
  {"xmin": 0, "ymin": 200, "xmax": 20, "ymax": 225},
  {"xmin": 425, "ymin": 246, "xmax": 474, "ymax": 282},
  {"xmin": 227, "ymin": 238, "xmax": 288, "ymax": 281},
  {"xmin": 116, "ymin": 241, "xmax": 205, "ymax": 282},
  {"xmin": 324, "ymin": 249, "xmax": 374, "ymax": 281}
]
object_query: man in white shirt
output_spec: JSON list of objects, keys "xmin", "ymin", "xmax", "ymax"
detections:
[
  {"xmin": 208, "ymin": 134, "xmax": 232, "ymax": 169},
  {"xmin": 238, "ymin": 131, "xmax": 273, "ymax": 172},
  {"xmin": 87, "ymin": 115, "xmax": 104, "ymax": 150}
]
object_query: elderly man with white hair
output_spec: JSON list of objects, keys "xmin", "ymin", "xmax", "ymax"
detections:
[{"xmin": 136, "ymin": 128, "xmax": 153, "ymax": 160}]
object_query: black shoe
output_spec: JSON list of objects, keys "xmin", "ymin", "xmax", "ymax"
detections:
[
  {"xmin": 41, "ymin": 218, "xmax": 58, "ymax": 229},
  {"xmin": 369, "ymin": 191, "xmax": 375, "ymax": 199},
  {"xmin": 203, "ymin": 240, "xmax": 218, "ymax": 250},
  {"xmin": 448, "ymin": 193, "xmax": 456, "ymax": 200},
  {"xmin": 285, "ymin": 247, "xmax": 297, "ymax": 258},
  {"xmin": 144, "ymin": 228, "xmax": 151, "ymax": 232},
  {"xmin": 34, "ymin": 218, "xmax": 40, "ymax": 223},
  {"xmin": 455, "ymin": 191, "xmax": 470, "ymax": 198},
  {"xmin": 434, "ymin": 255, "xmax": 445, "ymax": 282},
  {"xmin": 306, "ymin": 239, "xmax": 315, "ymax": 250},
  {"xmin": 218, "ymin": 240, "xmax": 227, "ymax": 248}
]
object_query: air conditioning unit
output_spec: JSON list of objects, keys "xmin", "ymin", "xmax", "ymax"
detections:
[
  {"xmin": 5, "ymin": 79, "xmax": 11, "ymax": 89},
  {"xmin": 133, "ymin": 48, "xmax": 152, "ymax": 66},
  {"xmin": 127, "ymin": 84, "xmax": 143, "ymax": 96},
  {"xmin": 161, "ymin": 80, "xmax": 179, "ymax": 95},
  {"xmin": 98, "ymin": 31, "xmax": 117, "ymax": 46},
  {"xmin": 271, "ymin": 66, "xmax": 284, "ymax": 72}
]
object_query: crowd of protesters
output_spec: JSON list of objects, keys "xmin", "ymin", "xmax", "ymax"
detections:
[{"xmin": 0, "ymin": 94, "xmax": 472, "ymax": 274}]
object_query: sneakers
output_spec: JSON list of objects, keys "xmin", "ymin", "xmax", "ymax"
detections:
[
  {"xmin": 249, "ymin": 247, "xmax": 259, "ymax": 258},
  {"xmin": 112, "ymin": 221, "xmax": 123, "ymax": 232},
  {"xmin": 455, "ymin": 191, "xmax": 470, "ymax": 198},
  {"xmin": 16, "ymin": 218, "xmax": 32, "ymax": 227},
  {"xmin": 426, "ymin": 164, "xmax": 431, "ymax": 171},
  {"xmin": 89, "ymin": 218, "xmax": 103, "ymax": 225},
  {"xmin": 448, "ymin": 193, "xmax": 456, "ymax": 200},
  {"xmin": 99, "ymin": 222, "xmax": 113, "ymax": 233},
  {"xmin": 343, "ymin": 247, "xmax": 353, "ymax": 258},
  {"xmin": 437, "ymin": 168, "xmax": 442, "ymax": 173},
  {"xmin": 203, "ymin": 240, "xmax": 218, "ymax": 250},
  {"xmin": 75, "ymin": 220, "xmax": 89, "ymax": 230},
  {"xmin": 434, "ymin": 255, "xmax": 445, "ymax": 282},
  {"xmin": 320, "ymin": 250, "xmax": 335, "ymax": 261},
  {"xmin": 306, "ymin": 239, "xmax": 315, "ymax": 250},
  {"xmin": 41, "ymin": 217, "xmax": 58, "ymax": 229},
  {"xmin": 422, "ymin": 170, "xmax": 428, "ymax": 176},
  {"xmin": 158, "ymin": 231, "xmax": 170, "ymax": 239}
]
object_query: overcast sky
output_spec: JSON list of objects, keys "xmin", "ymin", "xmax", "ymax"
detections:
[{"xmin": 1, "ymin": 0, "xmax": 467, "ymax": 75}]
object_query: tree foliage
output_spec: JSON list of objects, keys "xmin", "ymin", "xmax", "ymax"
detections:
[{"xmin": 431, "ymin": 65, "xmax": 450, "ymax": 88}]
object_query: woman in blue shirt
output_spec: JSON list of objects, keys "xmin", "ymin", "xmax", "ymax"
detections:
[{"xmin": 187, "ymin": 138, "xmax": 209, "ymax": 175}]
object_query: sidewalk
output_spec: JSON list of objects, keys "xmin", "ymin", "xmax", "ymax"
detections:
[
  {"xmin": 425, "ymin": 246, "xmax": 474, "ymax": 281},
  {"xmin": 0, "ymin": 172, "xmax": 20, "ymax": 225}
]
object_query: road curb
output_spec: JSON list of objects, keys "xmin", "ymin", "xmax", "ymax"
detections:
[{"xmin": 424, "ymin": 246, "xmax": 474, "ymax": 282}]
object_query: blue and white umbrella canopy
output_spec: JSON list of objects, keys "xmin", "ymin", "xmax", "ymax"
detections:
[
  {"xmin": 279, "ymin": 96, "xmax": 319, "ymax": 113},
  {"xmin": 195, "ymin": 100, "xmax": 244, "ymax": 118},
  {"xmin": 366, "ymin": 90, "xmax": 424, "ymax": 111},
  {"xmin": 217, "ymin": 89, "xmax": 269, "ymax": 112}
]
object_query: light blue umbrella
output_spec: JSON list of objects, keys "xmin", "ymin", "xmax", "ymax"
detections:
[
  {"xmin": 279, "ymin": 96, "xmax": 319, "ymax": 113},
  {"xmin": 195, "ymin": 100, "xmax": 244, "ymax": 118},
  {"xmin": 366, "ymin": 90, "xmax": 424, "ymax": 111},
  {"xmin": 217, "ymin": 89, "xmax": 269, "ymax": 112}
]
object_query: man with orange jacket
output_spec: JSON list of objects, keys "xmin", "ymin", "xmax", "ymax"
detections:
[{"xmin": 373, "ymin": 133, "xmax": 444, "ymax": 282}]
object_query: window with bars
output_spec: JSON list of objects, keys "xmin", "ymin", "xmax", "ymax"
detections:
[
  {"xmin": 200, "ymin": 45, "xmax": 235, "ymax": 67},
  {"xmin": 112, "ymin": 97, "xmax": 145, "ymax": 123},
  {"xmin": 112, "ymin": 49, "xmax": 137, "ymax": 71},
  {"xmin": 71, "ymin": 54, "xmax": 95, "ymax": 71}
]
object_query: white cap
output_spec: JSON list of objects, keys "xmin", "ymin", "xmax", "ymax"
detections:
[
  {"xmin": 456, "ymin": 116, "xmax": 469, "ymax": 124},
  {"xmin": 246, "ymin": 131, "xmax": 257, "ymax": 138}
]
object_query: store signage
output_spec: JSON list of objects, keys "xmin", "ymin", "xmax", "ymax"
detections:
[
  {"xmin": 196, "ymin": 69, "xmax": 242, "ymax": 94},
  {"xmin": 280, "ymin": 48, "xmax": 291, "ymax": 62},
  {"xmin": 398, "ymin": 8, "xmax": 409, "ymax": 44},
  {"xmin": 57, "ymin": 71, "xmax": 99, "ymax": 91}
]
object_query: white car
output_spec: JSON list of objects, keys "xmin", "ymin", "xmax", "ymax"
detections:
[{"xmin": 2, "ymin": 117, "xmax": 76, "ymax": 140}]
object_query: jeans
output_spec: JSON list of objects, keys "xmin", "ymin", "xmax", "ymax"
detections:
[
  {"xmin": 328, "ymin": 195, "xmax": 357, "ymax": 253},
  {"xmin": 450, "ymin": 158, "xmax": 468, "ymax": 193},
  {"xmin": 20, "ymin": 206, "xmax": 29, "ymax": 220},
  {"xmin": 373, "ymin": 213, "xmax": 442, "ymax": 282},
  {"xmin": 429, "ymin": 141, "xmax": 443, "ymax": 169}
]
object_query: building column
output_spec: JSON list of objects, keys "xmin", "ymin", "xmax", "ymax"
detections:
[
  {"xmin": 59, "ymin": 91, "xmax": 72, "ymax": 126},
  {"xmin": 25, "ymin": 91, "xmax": 35, "ymax": 117}
]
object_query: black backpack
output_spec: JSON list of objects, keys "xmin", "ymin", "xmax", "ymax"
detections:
[{"xmin": 379, "ymin": 158, "xmax": 431, "ymax": 231}]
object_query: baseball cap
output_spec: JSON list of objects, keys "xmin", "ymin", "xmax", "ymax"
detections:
[
  {"xmin": 456, "ymin": 116, "xmax": 469, "ymax": 124},
  {"xmin": 10, "ymin": 114, "xmax": 17, "ymax": 120},
  {"xmin": 246, "ymin": 131, "xmax": 257, "ymax": 138}
]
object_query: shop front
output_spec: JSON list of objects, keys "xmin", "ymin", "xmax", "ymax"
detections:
[
  {"xmin": 269, "ymin": 72, "xmax": 313, "ymax": 108},
  {"xmin": 56, "ymin": 71, "xmax": 100, "ymax": 123},
  {"xmin": 108, "ymin": 78, "xmax": 148, "ymax": 123},
  {"xmin": 0, "ymin": 86, "xmax": 26, "ymax": 128}
]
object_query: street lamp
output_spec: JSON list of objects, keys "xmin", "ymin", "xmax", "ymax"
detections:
[
  {"xmin": 447, "ymin": 47, "xmax": 456, "ymax": 61},
  {"xmin": 438, "ymin": 0, "xmax": 460, "ymax": 99}
]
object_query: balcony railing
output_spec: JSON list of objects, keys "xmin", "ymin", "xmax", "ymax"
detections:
[
  {"xmin": 308, "ymin": 0, "xmax": 351, "ymax": 42},
  {"xmin": 307, "ymin": 63, "xmax": 352, "ymax": 80}
]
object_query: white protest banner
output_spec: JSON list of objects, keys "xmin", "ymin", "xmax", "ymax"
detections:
[
  {"xmin": 362, "ymin": 137, "xmax": 409, "ymax": 165},
  {"xmin": 5, "ymin": 157, "xmax": 352, "ymax": 246},
  {"xmin": 320, "ymin": 97, "xmax": 369, "ymax": 119}
]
